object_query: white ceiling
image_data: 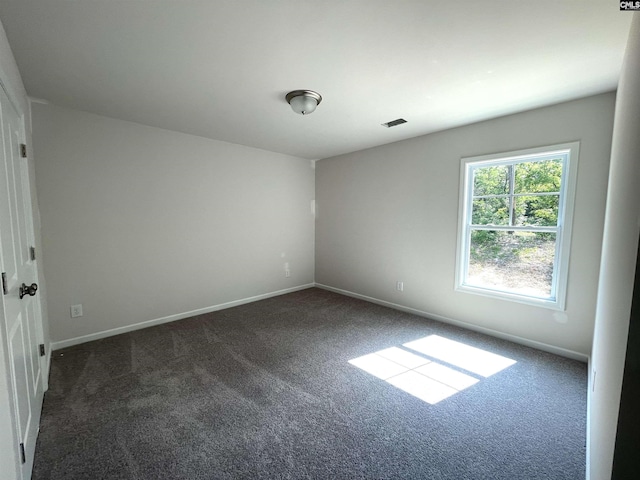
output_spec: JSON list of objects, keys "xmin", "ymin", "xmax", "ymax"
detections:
[{"xmin": 0, "ymin": 1, "xmax": 632, "ymax": 160}]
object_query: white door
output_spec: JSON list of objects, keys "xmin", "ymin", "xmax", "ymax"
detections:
[{"xmin": 0, "ymin": 83, "xmax": 44, "ymax": 480}]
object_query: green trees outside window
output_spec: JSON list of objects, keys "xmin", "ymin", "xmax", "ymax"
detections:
[{"xmin": 471, "ymin": 159, "xmax": 562, "ymax": 228}]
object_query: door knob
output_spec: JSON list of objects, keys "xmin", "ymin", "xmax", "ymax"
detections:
[{"xmin": 19, "ymin": 283, "xmax": 38, "ymax": 299}]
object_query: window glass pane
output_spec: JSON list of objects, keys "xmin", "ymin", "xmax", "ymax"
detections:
[
  {"xmin": 473, "ymin": 165, "xmax": 508, "ymax": 196},
  {"xmin": 472, "ymin": 198, "xmax": 509, "ymax": 225},
  {"xmin": 514, "ymin": 195, "xmax": 559, "ymax": 226},
  {"xmin": 514, "ymin": 159, "xmax": 562, "ymax": 194},
  {"xmin": 466, "ymin": 230, "xmax": 556, "ymax": 298}
]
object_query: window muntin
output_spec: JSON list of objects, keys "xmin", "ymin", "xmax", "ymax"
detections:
[{"xmin": 456, "ymin": 144, "xmax": 579, "ymax": 309}]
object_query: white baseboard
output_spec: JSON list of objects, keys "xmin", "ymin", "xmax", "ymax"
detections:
[
  {"xmin": 51, "ymin": 281, "xmax": 588, "ymax": 363},
  {"xmin": 315, "ymin": 283, "xmax": 589, "ymax": 363},
  {"xmin": 51, "ymin": 284, "xmax": 315, "ymax": 350},
  {"xmin": 585, "ymin": 355, "xmax": 593, "ymax": 480}
]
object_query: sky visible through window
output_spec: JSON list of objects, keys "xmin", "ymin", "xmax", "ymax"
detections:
[{"xmin": 349, "ymin": 335, "xmax": 516, "ymax": 405}]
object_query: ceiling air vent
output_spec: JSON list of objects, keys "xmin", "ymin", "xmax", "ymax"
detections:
[{"xmin": 382, "ymin": 118, "xmax": 407, "ymax": 128}]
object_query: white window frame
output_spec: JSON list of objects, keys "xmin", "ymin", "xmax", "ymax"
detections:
[{"xmin": 455, "ymin": 142, "xmax": 579, "ymax": 310}]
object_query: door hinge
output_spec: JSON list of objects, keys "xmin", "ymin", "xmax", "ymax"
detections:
[
  {"xmin": 20, "ymin": 143, "xmax": 27, "ymax": 158},
  {"xmin": 39, "ymin": 344, "xmax": 45, "ymax": 357},
  {"xmin": 19, "ymin": 442, "xmax": 25, "ymax": 464},
  {"xmin": 2, "ymin": 272, "xmax": 7, "ymax": 295},
  {"xmin": 30, "ymin": 246, "xmax": 36, "ymax": 261}
]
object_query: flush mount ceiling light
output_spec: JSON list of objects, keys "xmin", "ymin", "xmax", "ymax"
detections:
[{"xmin": 286, "ymin": 90, "xmax": 322, "ymax": 115}]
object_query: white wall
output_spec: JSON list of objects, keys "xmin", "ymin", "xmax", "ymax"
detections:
[
  {"xmin": 0, "ymin": 17, "xmax": 45, "ymax": 480},
  {"xmin": 316, "ymin": 93, "xmax": 615, "ymax": 357},
  {"xmin": 589, "ymin": 15, "xmax": 640, "ymax": 480},
  {"xmin": 32, "ymin": 103, "xmax": 315, "ymax": 345}
]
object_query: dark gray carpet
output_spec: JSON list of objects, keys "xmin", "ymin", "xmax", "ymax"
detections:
[{"xmin": 33, "ymin": 288, "xmax": 586, "ymax": 479}]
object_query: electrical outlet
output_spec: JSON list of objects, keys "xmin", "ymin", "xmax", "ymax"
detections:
[
  {"xmin": 285, "ymin": 270, "xmax": 291, "ymax": 278},
  {"xmin": 70, "ymin": 304, "xmax": 83, "ymax": 318},
  {"xmin": 396, "ymin": 281, "xmax": 404, "ymax": 292}
]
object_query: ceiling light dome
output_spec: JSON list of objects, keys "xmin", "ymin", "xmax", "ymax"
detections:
[{"xmin": 286, "ymin": 90, "xmax": 322, "ymax": 115}]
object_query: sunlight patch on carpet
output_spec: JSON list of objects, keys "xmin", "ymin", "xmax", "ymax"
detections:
[
  {"xmin": 349, "ymin": 335, "xmax": 516, "ymax": 405},
  {"xmin": 404, "ymin": 335, "xmax": 517, "ymax": 377}
]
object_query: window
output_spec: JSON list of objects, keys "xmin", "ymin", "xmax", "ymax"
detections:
[{"xmin": 456, "ymin": 143, "xmax": 579, "ymax": 310}]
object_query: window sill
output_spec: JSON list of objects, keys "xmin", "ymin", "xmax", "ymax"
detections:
[{"xmin": 455, "ymin": 283, "xmax": 565, "ymax": 311}]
